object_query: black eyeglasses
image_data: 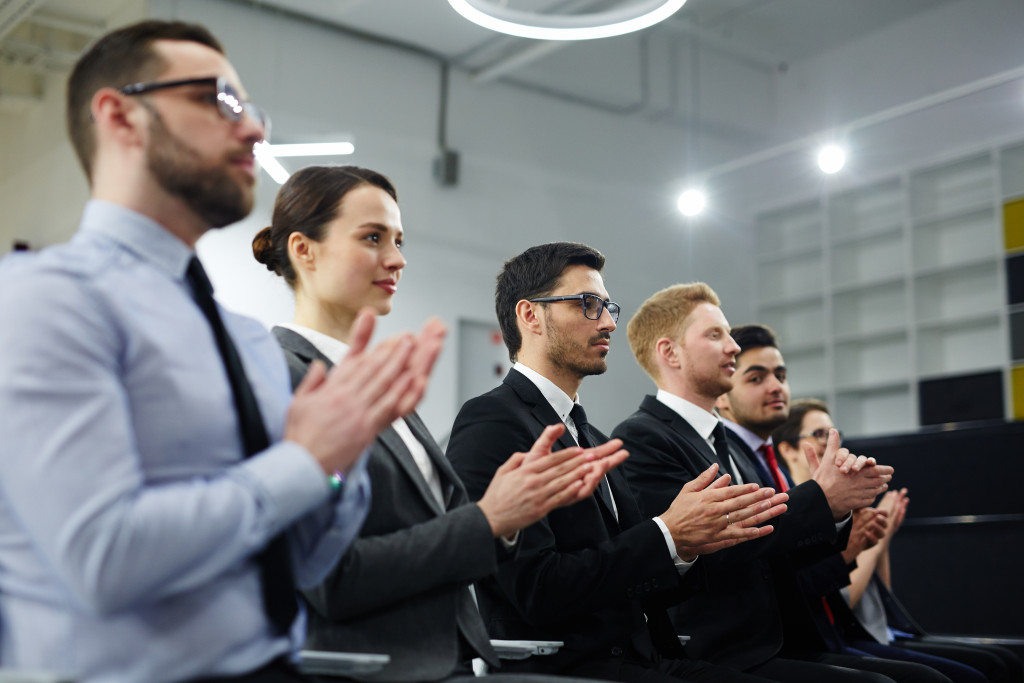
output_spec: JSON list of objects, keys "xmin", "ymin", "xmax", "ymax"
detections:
[
  {"xmin": 528, "ymin": 294, "xmax": 620, "ymax": 323},
  {"xmin": 799, "ymin": 428, "xmax": 842, "ymax": 444},
  {"xmin": 119, "ymin": 76, "xmax": 270, "ymax": 139}
]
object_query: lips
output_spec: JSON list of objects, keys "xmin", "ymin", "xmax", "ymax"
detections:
[{"xmin": 374, "ymin": 279, "xmax": 397, "ymax": 294}]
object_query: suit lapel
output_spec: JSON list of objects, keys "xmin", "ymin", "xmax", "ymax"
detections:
[
  {"xmin": 377, "ymin": 424, "xmax": 447, "ymax": 516},
  {"xmin": 403, "ymin": 411, "xmax": 464, "ymax": 509},
  {"xmin": 272, "ymin": 326, "xmax": 333, "ymax": 367},
  {"xmin": 504, "ymin": 370, "xmax": 619, "ymax": 528},
  {"xmin": 639, "ymin": 395, "xmax": 723, "ymax": 473}
]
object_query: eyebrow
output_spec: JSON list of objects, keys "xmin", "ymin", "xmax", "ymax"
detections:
[
  {"xmin": 360, "ymin": 223, "xmax": 403, "ymax": 236},
  {"xmin": 742, "ymin": 364, "xmax": 786, "ymax": 375}
]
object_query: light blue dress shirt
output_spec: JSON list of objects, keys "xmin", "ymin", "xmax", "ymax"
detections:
[{"xmin": 0, "ymin": 201, "xmax": 370, "ymax": 682}]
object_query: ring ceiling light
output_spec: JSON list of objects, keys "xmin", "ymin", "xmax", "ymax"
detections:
[{"xmin": 447, "ymin": 0, "xmax": 688, "ymax": 41}]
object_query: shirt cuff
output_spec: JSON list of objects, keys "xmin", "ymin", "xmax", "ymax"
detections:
[
  {"xmin": 652, "ymin": 516, "xmax": 696, "ymax": 575},
  {"xmin": 836, "ymin": 512, "xmax": 853, "ymax": 532},
  {"xmin": 499, "ymin": 530, "xmax": 520, "ymax": 548}
]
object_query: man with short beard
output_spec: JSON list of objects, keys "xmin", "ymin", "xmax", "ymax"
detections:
[
  {"xmin": 0, "ymin": 20, "xmax": 445, "ymax": 683},
  {"xmin": 614, "ymin": 286, "xmax": 950, "ymax": 683},
  {"xmin": 447, "ymin": 243, "xmax": 792, "ymax": 683}
]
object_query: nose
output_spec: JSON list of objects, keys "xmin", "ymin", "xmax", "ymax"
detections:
[
  {"xmin": 724, "ymin": 333, "xmax": 740, "ymax": 356},
  {"xmin": 598, "ymin": 304, "xmax": 617, "ymax": 332},
  {"xmin": 383, "ymin": 242, "xmax": 406, "ymax": 272},
  {"xmin": 238, "ymin": 106, "xmax": 268, "ymax": 144}
]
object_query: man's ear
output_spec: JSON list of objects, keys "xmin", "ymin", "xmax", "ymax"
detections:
[
  {"xmin": 515, "ymin": 299, "xmax": 543, "ymax": 339},
  {"xmin": 714, "ymin": 393, "xmax": 732, "ymax": 415},
  {"xmin": 288, "ymin": 232, "xmax": 315, "ymax": 272},
  {"xmin": 654, "ymin": 337, "xmax": 681, "ymax": 371},
  {"xmin": 92, "ymin": 87, "xmax": 146, "ymax": 149}
]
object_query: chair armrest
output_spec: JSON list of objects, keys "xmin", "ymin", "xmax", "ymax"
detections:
[
  {"xmin": 489, "ymin": 640, "xmax": 564, "ymax": 660},
  {"xmin": 296, "ymin": 650, "xmax": 390, "ymax": 677}
]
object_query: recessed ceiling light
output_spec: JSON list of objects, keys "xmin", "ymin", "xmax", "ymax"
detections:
[
  {"xmin": 817, "ymin": 145, "xmax": 847, "ymax": 174},
  {"xmin": 447, "ymin": 0, "xmax": 688, "ymax": 41},
  {"xmin": 677, "ymin": 189, "xmax": 706, "ymax": 216}
]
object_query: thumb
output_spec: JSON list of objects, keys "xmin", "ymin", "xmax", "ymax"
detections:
[
  {"xmin": 683, "ymin": 463, "xmax": 719, "ymax": 492},
  {"xmin": 802, "ymin": 440, "xmax": 821, "ymax": 473},
  {"xmin": 294, "ymin": 359, "xmax": 327, "ymax": 397}
]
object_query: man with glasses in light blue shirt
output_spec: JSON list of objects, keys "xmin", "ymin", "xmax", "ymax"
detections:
[{"xmin": 0, "ymin": 20, "xmax": 443, "ymax": 683}]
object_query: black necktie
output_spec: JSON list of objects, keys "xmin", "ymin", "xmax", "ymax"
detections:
[
  {"xmin": 569, "ymin": 403, "xmax": 616, "ymax": 519},
  {"xmin": 710, "ymin": 421, "xmax": 735, "ymax": 479},
  {"xmin": 185, "ymin": 257, "xmax": 298, "ymax": 634}
]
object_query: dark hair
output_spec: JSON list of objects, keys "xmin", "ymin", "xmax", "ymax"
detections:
[
  {"xmin": 252, "ymin": 165, "xmax": 398, "ymax": 288},
  {"xmin": 67, "ymin": 20, "xmax": 223, "ymax": 182},
  {"xmin": 772, "ymin": 398, "xmax": 830, "ymax": 448},
  {"xmin": 495, "ymin": 242, "xmax": 606, "ymax": 362},
  {"xmin": 730, "ymin": 324, "xmax": 779, "ymax": 357}
]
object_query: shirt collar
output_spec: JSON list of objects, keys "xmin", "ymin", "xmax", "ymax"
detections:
[
  {"xmin": 721, "ymin": 418, "xmax": 771, "ymax": 454},
  {"xmin": 79, "ymin": 199, "xmax": 195, "ymax": 281},
  {"xmin": 655, "ymin": 388, "xmax": 722, "ymax": 441},
  {"xmin": 513, "ymin": 362, "xmax": 578, "ymax": 421},
  {"xmin": 277, "ymin": 323, "xmax": 351, "ymax": 365}
]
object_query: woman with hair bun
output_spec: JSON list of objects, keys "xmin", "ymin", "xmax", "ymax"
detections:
[{"xmin": 253, "ymin": 165, "xmax": 624, "ymax": 682}]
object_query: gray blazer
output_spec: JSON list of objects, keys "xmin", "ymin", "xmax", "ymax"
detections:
[{"xmin": 272, "ymin": 327, "xmax": 501, "ymax": 682}]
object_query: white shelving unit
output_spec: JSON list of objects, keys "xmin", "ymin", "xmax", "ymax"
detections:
[{"xmin": 754, "ymin": 142, "xmax": 1016, "ymax": 437}]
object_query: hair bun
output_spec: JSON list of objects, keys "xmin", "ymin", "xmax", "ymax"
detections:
[{"xmin": 251, "ymin": 226, "xmax": 277, "ymax": 272}]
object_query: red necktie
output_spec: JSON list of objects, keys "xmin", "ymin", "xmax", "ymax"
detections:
[{"xmin": 760, "ymin": 443, "xmax": 789, "ymax": 493}]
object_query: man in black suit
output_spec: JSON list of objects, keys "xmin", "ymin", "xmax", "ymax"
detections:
[
  {"xmin": 447, "ymin": 242, "xmax": 792, "ymax": 683},
  {"xmin": 274, "ymin": 326, "xmax": 626, "ymax": 683},
  {"xmin": 614, "ymin": 285, "xmax": 949, "ymax": 683}
]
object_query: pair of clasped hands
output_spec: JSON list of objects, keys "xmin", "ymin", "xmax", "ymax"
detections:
[{"xmin": 281, "ymin": 309, "xmax": 891, "ymax": 546}]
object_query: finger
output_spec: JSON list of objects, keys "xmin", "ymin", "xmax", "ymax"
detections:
[
  {"xmin": 682, "ymin": 463, "xmax": 719, "ymax": 492},
  {"xmin": 293, "ymin": 359, "xmax": 327, "ymax": 397},
  {"xmin": 496, "ymin": 451, "xmax": 527, "ymax": 475},
  {"xmin": 583, "ymin": 438, "xmax": 625, "ymax": 463},
  {"xmin": 709, "ymin": 484, "xmax": 772, "ymax": 511},
  {"xmin": 707, "ymin": 472, "xmax": 733, "ymax": 489},
  {"xmin": 347, "ymin": 308, "xmax": 377, "ymax": 355},
  {"xmin": 836, "ymin": 449, "xmax": 855, "ymax": 473},
  {"xmin": 738, "ymin": 501, "xmax": 788, "ymax": 527},
  {"xmin": 405, "ymin": 317, "xmax": 447, "ymax": 383},
  {"xmin": 846, "ymin": 454, "xmax": 870, "ymax": 473},
  {"xmin": 527, "ymin": 423, "xmax": 568, "ymax": 459},
  {"xmin": 802, "ymin": 441, "xmax": 821, "ymax": 473}
]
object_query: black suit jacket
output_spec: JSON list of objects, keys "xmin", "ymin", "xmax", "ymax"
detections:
[
  {"xmin": 273, "ymin": 327, "xmax": 500, "ymax": 682},
  {"xmin": 446, "ymin": 370, "xmax": 689, "ymax": 676},
  {"xmin": 613, "ymin": 396, "xmax": 850, "ymax": 670},
  {"xmin": 725, "ymin": 431, "xmax": 881, "ymax": 653}
]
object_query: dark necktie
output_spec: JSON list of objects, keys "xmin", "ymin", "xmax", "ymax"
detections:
[
  {"xmin": 710, "ymin": 421, "xmax": 735, "ymax": 478},
  {"xmin": 185, "ymin": 257, "xmax": 298, "ymax": 634},
  {"xmin": 569, "ymin": 403, "xmax": 616, "ymax": 520},
  {"xmin": 759, "ymin": 443, "xmax": 790, "ymax": 493}
]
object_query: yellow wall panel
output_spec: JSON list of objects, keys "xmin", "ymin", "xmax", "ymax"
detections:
[
  {"xmin": 1004, "ymin": 198, "xmax": 1024, "ymax": 252},
  {"xmin": 1012, "ymin": 366, "xmax": 1024, "ymax": 419}
]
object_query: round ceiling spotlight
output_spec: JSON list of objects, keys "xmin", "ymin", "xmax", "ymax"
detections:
[
  {"xmin": 817, "ymin": 144, "xmax": 847, "ymax": 174},
  {"xmin": 677, "ymin": 188, "xmax": 707, "ymax": 217},
  {"xmin": 447, "ymin": 0, "xmax": 688, "ymax": 41}
]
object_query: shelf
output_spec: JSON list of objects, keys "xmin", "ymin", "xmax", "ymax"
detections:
[
  {"xmin": 756, "ymin": 200, "xmax": 822, "ymax": 253},
  {"xmin": 911, "ymin": 206, "xmax": 998, "ymax": 271},
  {"xmin": 914, "ymin": 262, "xmax": 1001, "ymax": 322},
  {"xmin": 834, "ymin": 333, "xmax": 910, "ymax": 388},
  {"xmin": 835, "ymin": 384, "xmax": 914, "ymax": 438},
  {"xmin": 910, "ymin": 152, "xmax": 994, "ymax": 221},
  {"xmin": 757, "ymin": 243, "xmax": 822, "ymax": 265},
  {"xmin": 831, "ymin": 222, "xmax": 903, "ymax": 247},
  {"xmin": 757, "ymin": 301, "xmax": 826, "ymax": 348},
  {"xmin": 1000, "ymin": 141, "xmax": 1024, "ymax": 199},
  {"xmin": 828, "ymin": 178, "xmax": 904, "ymax": 241},
  {"xmin": 832, "ymin": 281, "xmax": 907, "ymax": 338},
  {"xmin": 916, "ymin": 309, "xmax": 1001, "ymax": 332},
  {"xmin": 757, "ymin": 291, "xmax": 823, "ymax": 311},
  {"xmin": 833, "ymin": 324, "xmax": 908, "ymax": 345},
  {"xmin": 835, "ymin": 378, "xmax": 912, "ymax": 394},
  {"xmin": 912, "ymin": 252, "xmax": 997, "ymax": 279},
  {"xmin": 757, "ymin": 253, "xmax": 823, "ymax": 302},
  {"xmin": 830, "ymin": 232, "xmax": 906, "ymax": 289},
  {"xmin": 785, "ymin": 346, "xmax": 828, "ymax": 398},
  {"xmin": 917, "ymin": 317, "xmax": 1005, "ymax": 377},
  {"xmin": 831, "ymin": 274, "xmax": 904, "ymax": 296}
]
